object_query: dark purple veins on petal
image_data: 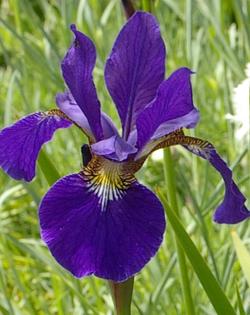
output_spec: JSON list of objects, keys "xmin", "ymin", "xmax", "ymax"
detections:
[
  {"xmin": 39, "ymin": 173, "xmax": 165, "ymax": 282},
  {"xmin": 105, "ymin": 12, "xmax": 166, "ymax": 140},
  {"xmin": 61, "ymin": 25, "xmax": 103, "ymax": 141},
  {"xmin": 136, "ymin": 67, "xmax": 199, "ymax": 150},
  {"xmin": 0, "ymin": 112, "xmax": 71, "ymax": 181}
]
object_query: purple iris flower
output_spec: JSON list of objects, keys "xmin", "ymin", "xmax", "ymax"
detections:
[{"xmin": 0, "ymin": 12, "xmax": 249, "ymax": 282}]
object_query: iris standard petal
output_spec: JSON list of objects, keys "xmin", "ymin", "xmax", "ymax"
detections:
[
  {"xmin": 105, "ymin": 12, "xmax": 166, "ymax": 140},
  {"xmin": 61, "ymin": 25, "xmax": 103, "ymax": 141},
  {"xmin": 91, "ymin": 135, "xmax": 137, "ymax": 161},
  {"xmin": 151, "ymin": 108, "xmax": 199, "ymax": 140},
  {"xmin": 136, "ymin": 67, "xmax": 199, "ymax": 150},
  {"xmin": 0, "ymin": 112, "xmax": 71, "ymax": 181},
  {"xmin": 39, "ymin": 171, "xmax": 165, "ymax": 282},
  {"xmin": 56, "ymin": 91, "xmax": 119, "ymax": 140},
  {"xmin": 181, "ymin": 138, "xmax": 250, "ymax": 224},
  {"xmin": 56, "ymin": 92, "xmax": 94, "ymax": 138}
]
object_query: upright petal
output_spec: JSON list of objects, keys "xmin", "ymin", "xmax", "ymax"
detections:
[
  {"xmin": 136, "ymin": 68, "xmax": 199, "ymax": 150},
  {"xmin": 0, "ymin": 112, "xmax": 71, "ymax": 181},
  {"xmin": 39, "ymin": 170, "xmax": 165, "ymax": 281},
  {"xmin": 105, "ymin": 12, "xmax": 166, "ymax": 140},
  {"xmin": 56, "ymin": 91, "xmax": 119, "ymax": 140},
  {"xmin": 56, "ymin": 92, "xmax": 94, "ymax": 139},
  {"xmin": 61, "ymin": 25, "xmax": 103, "ymax": 141}
]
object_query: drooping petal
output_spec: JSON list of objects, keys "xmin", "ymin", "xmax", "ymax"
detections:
[
  {"xmin": 39, "ymin": 172, "xmax": 165, "ymax": 282},
  {"xmin": 136, "ymin": 68, "xmax": 199, "ymax": 150},
  {"xmin": 61, "ymin": 25, "xmax": 103, "ymax": 141},
  {"xmin": 56, "ymin": 91, "xmax": 119, "ymax": 140},
  {"xmin": 0, "ymin": 112, "xmax": 71, "ymax": 181},
  {"xmin": 105, "ymin": 12, "xmax": 166, "ymax": 140},
  {"xmin": 181, "ymin": 138, "xmax": 250, "ymax": 224},
  {"xmin": 91, "ymin": 135, "xmax": 137, "ymax": 161},
  {"xmin": 209, "ymin": 151, "xmax": 250, "ymax": 224}
]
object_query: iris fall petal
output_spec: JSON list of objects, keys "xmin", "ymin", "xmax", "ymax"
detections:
[
  {"xmin": 183, "ymin": 142, "xmax": 250, "ymax": 224},
  {"xmin": 39, "ymin": 173, "xmax": 165, "ymax": 281},
  {"xmin": 0, "ymin": 112, "xmax": 71, "ymax": 181},
  {"xmin": 210, "ymin": 151, "xmax": 250, "ymax": 224}
]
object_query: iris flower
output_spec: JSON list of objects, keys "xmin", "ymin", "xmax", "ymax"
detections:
[{"xmin": 0, "ymin": 12, "xmax": 249, "ymax": 282}]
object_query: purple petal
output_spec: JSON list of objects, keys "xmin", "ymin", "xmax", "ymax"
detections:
[
  {"xmin": 61, "ymin": 25, "xmax": 103, "ymax": 141},
  {"xmin": 184, "ymin": 143, "xmax": 250, "ymax": 224},
  {"xmin": 56, "ymin": 91, "xmax": 119, "ymax": 140},
  {"xmin": 56, "ymin": 92, "xmax": 94, "ymax": 138},
  {"xmin": 101, "ymin": 113, "xmax": 119, "ymax": 138},
  {"xmin": 210, "ymin": 151, "xmax": 250, "ymax": 224},
  {"xmin": 105, "ymin": 12, "xmax": 166, "ymax": 140},
  {"xmin": 151, "ymin": 108, "xmax": 199, "ymax": 140},
  {"xmin": 39, "ymin": 173, "xmax": 165, "ymax": 281},
  {"xmin": 136, "ymin": 68, "xmax": 199, "ymax": 149},
  {"xmin": 91, "ymin": 135, "xmax": 137, "ymax": 161},
  {"xmin": 0, "ymin": 112, "xmax": 71, "ymax": 181}
]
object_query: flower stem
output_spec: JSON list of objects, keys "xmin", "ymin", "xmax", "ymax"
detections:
[
  {"xmin": 109, "ymin": 277, "xmax": 134, "ymax": 315},
  {"xmin": 121, "ymin": 0, "xmax": 135, "ymax": 19},
  {"xmin": 163, "ymin": 148, "xmax": 196, "ymax": 315},
  {"xmin": 142, "ymin": 0, "xmax": 152, "ymax": 12}
]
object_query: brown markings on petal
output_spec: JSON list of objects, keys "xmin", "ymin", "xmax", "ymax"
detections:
[
  {"xmin": 134, "ymin": 129, "xmax": 184, "ymax": 162},
  {"xmin": 81, "ymin": 155, "xmax": 136, "ymax": 211},
  {"xmin": 44, "ymin": 109, "xmax": 94, "ymax": 142},
  {"xmin": 134, "ymin": 129, "xmax": 213, "ymax": 166}
]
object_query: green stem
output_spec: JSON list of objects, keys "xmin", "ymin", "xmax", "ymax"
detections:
[
  {"xmin": 109, "ymin": 277, "xmax": 134, "ymax": 315},
  {"xmin": 163, "ymin": 148, "xmax": 196, "ymax": 315},
  {"xmin": 142, "ymin": 0, "xmax": 152, "ymax": 12}
]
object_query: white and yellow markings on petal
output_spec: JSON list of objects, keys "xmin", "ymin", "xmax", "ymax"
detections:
[{"xmin": 82, "ymin": 156, "xmax": 136, "ymax": 211}]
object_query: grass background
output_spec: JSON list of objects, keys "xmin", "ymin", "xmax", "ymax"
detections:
[{"xmin": 0, "ymin": 0, "xmax": 249, "ymax": 314}]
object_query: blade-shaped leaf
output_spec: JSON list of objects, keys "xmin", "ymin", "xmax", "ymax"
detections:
[
  {"xmin": 159, "ymin": 192, "xmax": 236, "ymax": 315},
  {"xmin": 232, "ymin": 231, "xmax": 250, "ymax": 288},
  {"xmin": 38, "ymin": 150, "xmax": 61, "ymax": 185},
  {"xmin": 236, "ymin": 284, "xmax": 246, "ymax": 315}
]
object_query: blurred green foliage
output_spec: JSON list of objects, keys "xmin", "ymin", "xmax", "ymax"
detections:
[{"xmin": 0, "ymin": 0, "xmax": 249, "ymax": 314}]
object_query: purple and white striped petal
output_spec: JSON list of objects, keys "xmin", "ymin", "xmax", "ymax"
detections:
[
  {"xmin": 39, "ymin": 172, "xmax": 165, "ymax": 282},
  {"xmin": 136, "ymin": 68, "xmax": 199, "ymax": 150},
  {"xmin": 105, "ymin": 12, "xmax": 166, "ymax": 140},
  {"xmin": 61, "ymin": 25, "xmax": 103, "ymax": 141},
  {"xmin": 0, "ymin": 112, "xmax": 71, "ymax": 181}
]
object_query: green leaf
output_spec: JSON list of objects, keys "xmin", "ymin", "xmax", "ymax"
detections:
[
  {"xmin": 159, "ymin": 192, "xmax": 237, "ymax": 315},
  {"xmin": 232, "ymin": 231, "xmax": 250, "ymax": 288},
  {"xmin": 38, "ymin": 150, "xmax": 61, "ymax": 185},
  {"xmin": 236, "ymin": 284, "xmax": 246, "ymax": 315}
]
